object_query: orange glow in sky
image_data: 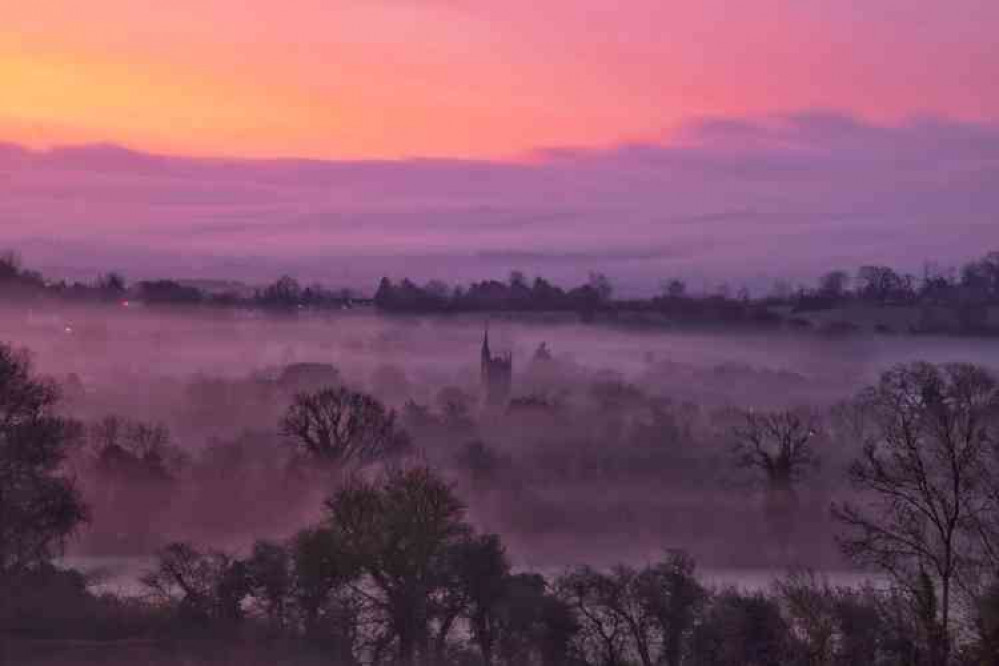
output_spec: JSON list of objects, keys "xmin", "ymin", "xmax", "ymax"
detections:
[{"xmin": 3, "ymin": 0, "xmax": 998, "ymax": 160}]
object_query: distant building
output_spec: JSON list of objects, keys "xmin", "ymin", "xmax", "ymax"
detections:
[{"xmin": 481, "ymin": 326, "xmax": 512, "ymax": 405}]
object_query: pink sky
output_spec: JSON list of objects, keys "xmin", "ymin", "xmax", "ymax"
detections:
[{"xmin": 3, "ymin": 0, "xmax": 999, "ymax": 159}]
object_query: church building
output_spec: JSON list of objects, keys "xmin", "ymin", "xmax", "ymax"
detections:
[{"xmin": 480, "ymin": 326, "xmax": 512, "ymax": 405}]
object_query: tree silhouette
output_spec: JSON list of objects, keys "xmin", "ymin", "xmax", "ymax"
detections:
[
  {"xmin": 96, "ymin": 272, "xmax": 127, "ymax": 298},
  {"xmin": 0, "ymin": 250, "xmax": 22, "ymax": 281},
  {"xmin": 324, "ymin": 467, "xmax": 470, "ymax": 666},
  {"xmin": 244, "ymin": 539, "xmax": 295, "ymax": 631},
  {"xmin": 281, "ymin": 387, "xmax": 409, "ymax": 466},
  {"xmin": 138, "ymin": 280, "xmax": 204, "ymax": 305},
  {"xmin": 691, "ymin": 590, "xmax": 792, "ymax": 666},
  {"xmin": 588, "ymin": 273, "xmax": 614, "ymax": 302},
  {"xmin": 141, "ymin": 542, "xmax": 250, "ymax": 625},
  {"xmin": 289, "ymin": 527, "xmax": 362, "ymax": 657},
  {"xmin": 259, "ymin": 275, "xmax": 303, "ymax": 309},
  {"xmin": 636, "ymin": 551, "xmax": 705, "ymax": 666},
  {"xmin": 833, "ymin": 362, "xmax": 999, "ymax": 665},
  {"xmin": 449, "ymin": 533, "xmax": 510, "ymax": 665},
  {"xmin": 553, "ymin": 552, "xmax": 703, "ymax": 666},
  {"xmin": 733, "ymin": 408, "xmax": 822, "ymax": 555},
  {"xmin": 856, "ymin": 265, "xmax": 914, "ymax": 304},
  {"xmin": 733, "ymin": 409, "xmax": 821, "ymax": 491},
  {"xmin": 960, "ymin": 251, "xmax": 999, "ymax": 302},
  {"xmin": 663, "ymin": 278, "xmax": 687, "ymax": 299},
  {"xmin": 556, "ymin": 566, "xmax": 631, "ymax": 666},
  {"xmin": 0, "ymin": 343, "xmax": 87, "ymax": 585}
]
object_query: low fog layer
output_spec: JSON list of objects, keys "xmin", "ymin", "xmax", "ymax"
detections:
[
  {"xmin": 3, "ymin": 302, "xmax": 997, "ymax": 574},
  {"xmin": 3, "ymin": 113, "xmax": 999, "ymax": 293}
]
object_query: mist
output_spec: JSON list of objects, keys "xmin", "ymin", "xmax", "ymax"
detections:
[{"xmin": 1, "ymin": 299, "xmax": 992, "ymax": 576}]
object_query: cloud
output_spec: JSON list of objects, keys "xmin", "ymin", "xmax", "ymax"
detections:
[{"xmin": 1, "ymin": 112, "xmax": 997, "ymax": 294}]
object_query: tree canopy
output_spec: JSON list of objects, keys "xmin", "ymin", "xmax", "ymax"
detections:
[{"xmin": 0, "ymin": 343, "xmax": 88, "ymax": 583}]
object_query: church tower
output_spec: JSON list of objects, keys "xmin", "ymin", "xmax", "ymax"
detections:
[
  {"xmin": 481, "ymin": 325, "xmax": 492, "ymax": 380},
  {"xmin": 480, "ymin": 324, "xmax": 512, "ymax": 405}
]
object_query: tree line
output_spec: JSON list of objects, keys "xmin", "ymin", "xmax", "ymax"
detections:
[
  {"xmin": 374, "ymin": 253, "xmax": 999, "ymax": 322},
  {"xmin": 0, "ymin": 251, "xmax": 359, "ymax": 311},
  {"xmin": 4, "ymin": 248, "xmax": 999, "ymax": 330}
]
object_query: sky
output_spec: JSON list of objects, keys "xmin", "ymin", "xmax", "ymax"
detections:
[
  {"xmin": 3, "ymin": 0, "xmax": 999, "ymax": 160},
  {"xmin": 1, "ymin": 1, "xmax": 998, "ymax": 290}
]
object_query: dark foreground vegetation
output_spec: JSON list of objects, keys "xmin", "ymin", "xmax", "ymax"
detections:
[
  {"xmin": 3, "ymin": 249, "xmax": 999, "ymax": 334},
  {"xmin": 3, "ymin": 330, "xmax": 999, "ymax": 666}
]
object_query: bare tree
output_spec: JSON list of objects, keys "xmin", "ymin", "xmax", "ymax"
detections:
[
  {"xmin": 833, "ymin": 362, "xmax": 999, "ymax": 665},
  {"xmin": 733, "ymin": 409, "xmax": 821, "ymax": 553},
  {"xmin": 281, "ymin": 387, "xmax": 409, "ymax": 466},
  {"xmin": 856, "ymin": 265, "xmax": 914, "ymax": 303},
  {"xmin": 600, "ymin": 566, "xmax": 659, "ymax": 666},
  {"xmin": 141, "ymin": 542, "xmax": 250, "ymax": 624},
  {"xmin": 551, "ymin": 551, "xmax": 704, "ymax": 666},
  {"xmin": 89, "ymin": 415, "xmax": 169, "ymax": 456},
  {"xmin": 733, "ymin": 409, "xmax": 821, "ymax": 490},
  {"xmin": 88, "ymin": 415, "xmax": 177, "ymax": 483},
  {"xmin": 556, "ymin": 567, "xmax": 631, "ymax": 666}
]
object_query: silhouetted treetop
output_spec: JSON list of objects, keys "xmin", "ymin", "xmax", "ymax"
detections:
[
  {"xmin": 138, "ymin": 280, "xmax": 204, "ymax": 305},
  {"xmin": 833, "ymin": 361, "xmax": 999, "ymax": 665},
  {"xmin": 281, "ymin": 387, "xmax": 409, "ymax": 466}
]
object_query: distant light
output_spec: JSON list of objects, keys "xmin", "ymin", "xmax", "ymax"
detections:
[
  {"xmin": 64, "ymin": 326, "xmax": 73, "ymax": 334},
  {"xmin": 122, "ymin": 300, "xmax": 130, "ymax": 307}
]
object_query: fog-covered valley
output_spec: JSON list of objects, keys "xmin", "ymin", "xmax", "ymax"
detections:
[{"xmin": 4, "ymin": 302, "xmax": 995, "ymax": 572}]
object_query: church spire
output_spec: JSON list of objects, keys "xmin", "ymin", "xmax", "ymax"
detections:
[{"xmin": 480, "ymin": 321, "xmax": 512, "ymax": 406}]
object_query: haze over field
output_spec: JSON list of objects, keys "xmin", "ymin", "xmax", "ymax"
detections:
[{"xmin": 3, "ymin": 301, "xmax": 997, "ymax": 568}]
